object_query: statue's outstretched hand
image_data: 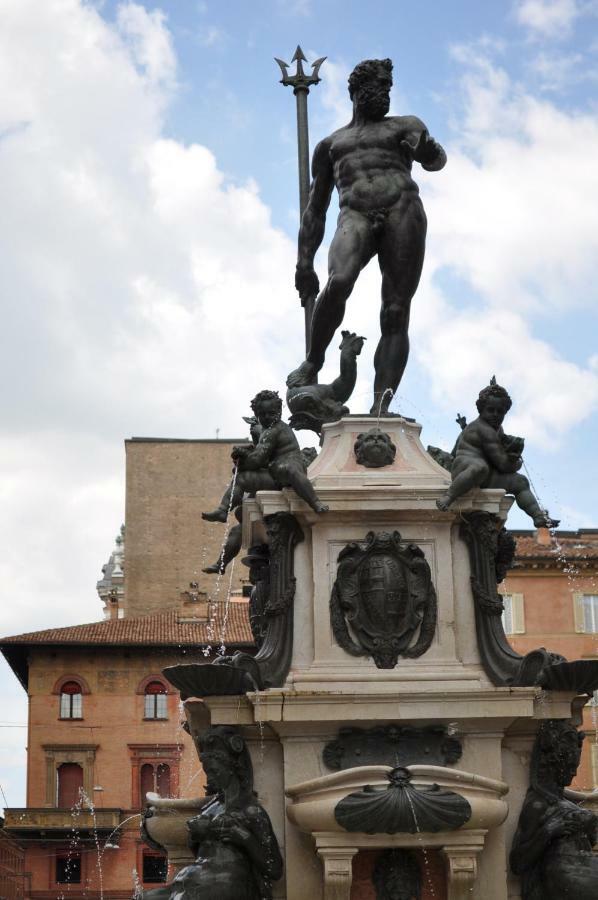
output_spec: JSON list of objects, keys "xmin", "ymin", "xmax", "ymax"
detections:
[
  {"xmin": 402, "ymin": 130, "xmax": 444, "ymax": 168},
  {"xmin": 295, "ymin": 264, "xmax": 319, "ymax": 305}
]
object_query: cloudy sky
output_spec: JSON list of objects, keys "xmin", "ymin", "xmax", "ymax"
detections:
[{"xmin": 1, "ymin": 0, "xmax": 598, "ymax": 806}]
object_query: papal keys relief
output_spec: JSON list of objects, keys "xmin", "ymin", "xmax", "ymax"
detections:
[{"xmin": 330, "ymin": 531, "xmax": 437, "ymax": 668}]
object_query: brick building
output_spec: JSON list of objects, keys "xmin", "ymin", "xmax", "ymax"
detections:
[
  {"xmin": 503, "ymin": 527, "xmax": 598, "ymax": 788},
  {"xmin": 0, "ymin": 437, "xmax": 255, "ymax": 898}
]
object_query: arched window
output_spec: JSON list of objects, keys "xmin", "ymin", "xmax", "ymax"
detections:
[
  {"xmin": 60, "ymin": 681, "xmax": 83, "ymax": 718},
  {"xmin": 57, "ymin": 763, "xmax": 84, "ymax": 808},
  {"xmin": 139, "ymin": 762, "xmax": 171, "ymax": 802},
  {"xmin": 144, "ymin": 681, "xmax": 167, "ymax": 719}
]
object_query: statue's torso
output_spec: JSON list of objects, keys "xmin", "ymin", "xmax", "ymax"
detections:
[{"xmin": 329, "ymin": 116, "xmax": 422, "ymax": 212}]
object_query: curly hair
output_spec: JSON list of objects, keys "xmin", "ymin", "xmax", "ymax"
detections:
[
  {"xmin": 250, "ymin": 390, "xmax": 282, "ymax": 415},
  {"xmin": 476, "ymin": 376, "xmax": 512, "ymax": 414},
  {"xmin": 348, "ymin": 58, "xmax": 393, "ymax": 98},
  {"xmin": 531, "ymin": 719, "xmax": 585, "ymax": 792}
]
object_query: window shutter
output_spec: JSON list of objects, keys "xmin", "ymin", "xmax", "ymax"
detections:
[
  {"xmin": 511, "ymin": 593, "xmax": 525, "ymax": 634},
  {"xmin": 573, "ymin": 593, "xmax": 586, "ymax": 633}
]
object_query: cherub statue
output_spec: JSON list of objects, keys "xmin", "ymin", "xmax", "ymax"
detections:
[
  {"xmin": 510, "ymin": 720, "xmax": 598, "ymax": 900},
  {"xmin": 202, "ymin": 390, "xmax": 328, "ymax": 522},
  {"xmin": 142, "ymin": 726, "xmax": 283, "ymax": 899},
  {"xmin": 435, "ymin": 378, "xmax": 559, "ymax": 528},
  {"xmin": 286, "ymin": 331, "xmax": 365, "ymax": 435}
]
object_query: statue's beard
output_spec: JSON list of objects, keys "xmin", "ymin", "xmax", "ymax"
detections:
[{"xmin": 356, "ymin": 88, "xmax": 390, "ymax": 120}]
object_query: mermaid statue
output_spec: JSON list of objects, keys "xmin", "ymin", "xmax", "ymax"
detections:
[{"xmin": 143, "ymin": 726, "xmax": 282, "ymax": 899}]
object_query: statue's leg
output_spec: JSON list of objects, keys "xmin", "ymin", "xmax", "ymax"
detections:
[
  {"xmin": 277, "ymin": 463, "xmax": 329, "ymax": 514},
  {"xmin": 307, "ymin": 209, "xmax": 375, "ymax": 370},
  {"xmin": 498, "ymin": 474, "xmax": 559, "ymax": 527},
  {"xmin": 203, "ymin": 521, "xmax": 243, "ymax": 574},
  {"xmin": 436, "ymin": 459, "xmax": 489, "ymax": 511},
  {"xmin": 371, "ymin": 193, "xmax": 427, "ymax": 413},
  {"xmin": 202, "ymin": 476, "xmax": 245, "ymax": 522}
]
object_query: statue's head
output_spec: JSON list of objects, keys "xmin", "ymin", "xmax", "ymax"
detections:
[
  {"xmin": 533, "ymin": 720, "xmax": 584, "ymax": 790},
  {"xmin": 251, "ymin": 390, "xmax": 283, "ymax": 428},
  {"xmin": 198, "ymin": 726, "xmax": 253, "ymax": 797},
  {"xmin": 354, "ymin": 427, "xmax": 396, "ymax": 468},
  {"xmin": 348, "ymin": 58, "xmax": 393, "ymax": 120},
  {"xmin": 372, "ymin": 848, "xmax": 421, "ymax": 900},
  {"xmin": 476, "ymin": 376, "xmax": 512, "ymax": 429}
]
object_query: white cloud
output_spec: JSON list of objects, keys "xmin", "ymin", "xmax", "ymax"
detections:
[
  {"xmin": 116, "ymin": 2, "xmax": 177, "ymax": 88},
  {"xmin": 515, "ymin": 0, "xmax": 582, "ymax": 37},
  {"xmin": 406, "ymin": 48, "xmax": 598, "ymax": 442},
  {"xmin": 0, "ymin": 0, "xmax": 302, "ymax": 657}
]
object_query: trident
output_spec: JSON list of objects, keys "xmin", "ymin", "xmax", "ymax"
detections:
[{"xmin": 275, "ymin": 46, "xmax": 326, "ymax": 349}]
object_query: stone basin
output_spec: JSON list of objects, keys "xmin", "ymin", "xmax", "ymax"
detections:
[
  {"xmin": 285, "ymin": 764, "xmax": 508, "ymax": 835},
  {"xmin": 143, "ymin": 793, "xmax": 207, "ymax": 870}
]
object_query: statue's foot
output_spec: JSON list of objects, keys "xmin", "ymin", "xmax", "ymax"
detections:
[
  {"xmin": 533, "ymin": 512, "xmax": 560, "ymax": 529},
  {"xmin": 314, "ymin": 502, "xmax": 329, "ymax": 514},
  {"xmin": 201, "ymin": 508, "xmax": 228, "ymax": 523},
  {"xmin": 203, "ymin": 562, "xmax": 225, "ymax": 574},
  {"xmin": 286, "ymin": 360, "xmax": 318, "ymax": 389},
  {"xmin": 436, "ymin": 496, "xmax": 452, "ymax": 512}
]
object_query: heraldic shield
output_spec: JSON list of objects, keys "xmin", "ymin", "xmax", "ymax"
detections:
[{"xmin": 330, "ymin": 531, "xmax": 437, "ymax": 668}]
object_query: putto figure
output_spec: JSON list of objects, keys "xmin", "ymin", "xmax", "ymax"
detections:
[
  {"xmin": 435, "ymin": 378, "xmax": 559, "ymax": 528},
  {"xmin": 202, "ymin": 390, "xmax": 328, "ymax": 521},
  {"xmin": 289, "ymin": 57, "xmax": 446, "ymax": 415}
]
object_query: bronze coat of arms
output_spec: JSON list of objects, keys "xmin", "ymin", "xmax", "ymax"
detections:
[{"xmin": 330, "ymin": 531, "xmax": 437, "ymax": 668}]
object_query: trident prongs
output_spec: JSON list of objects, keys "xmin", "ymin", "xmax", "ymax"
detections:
[
  {"xmin": 275, "ymin": 44, "xmax": 326, "ymax": 348},
  {"xmin": 275, "ymin": 46, "xmax": 326, "ymax": 93}
]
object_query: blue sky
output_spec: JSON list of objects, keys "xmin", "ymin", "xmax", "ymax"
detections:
[{"xmin": 1, "ymin": 0, "xmax": 597, "ymax": 806}]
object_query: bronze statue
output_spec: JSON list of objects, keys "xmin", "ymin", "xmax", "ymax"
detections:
[
  {"xmin": 289, "ymin": 58, "xmax": 446, "ymax": 415},
  {"xmin": 510, "ymin": 720, "xmax": 598, "ymax": 900},
  {"xmin": 202, "ymin": 390, "xmax": 328, "ymax": 522},
  {"xmin": 354, "ymin": 427, "xmax": 396, "ymax": 468},
  {"xmin": 435, "ymin": 378, "xmax": 559, "ymax": 528},
  {"xmin": 143, "ymin": 726, "xmax": 283, "ymax": 899},
  {"xmin": 286, "ymin": 330, "xmax": 365, "ymax": 434}
]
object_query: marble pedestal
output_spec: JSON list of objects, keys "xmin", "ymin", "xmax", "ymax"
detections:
[{"xmin": 188, "ymin": 417, "xmax": 581, "ymax": 900}]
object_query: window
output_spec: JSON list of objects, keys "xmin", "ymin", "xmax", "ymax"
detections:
[
  {"xmin": 142, "ymin": 850, "xmax": 168, "ymax": 883},
  {"xmin": 573, "ymin": 594, "xmax": 598, "ymax": 633},
  {"xmin": 60, "ymin": 681, "xmax": 83, "ymax": 718},
  {"xmin": 56, "ymin": 853, "xmax": 81, "ymax": 884},
  {"xmin": 144, "ymin": 681, "xmax": 168, "ymax": 719},
  {"xmin": 140, "ymin": 762, "xmax": 171, "ymax": 801},
  {"xmin": 501, "ymin": 593, "xmax": 525, "ymax": 634},
  {"xmin": 57, "ymin": 763, "xmax": 84, "ymax": 808},
  {"xmin": 128, "ymin": 744, "xmax": 181, "ymax": 807}
]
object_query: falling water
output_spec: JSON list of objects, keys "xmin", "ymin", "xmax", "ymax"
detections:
[
  {"xmin": 376, "ymin": 387, "xmax": 394, "ymax": 428},
  {"xmin": 405, "ymin": 787, "xmax": 437, "ymax": 899},
  {"xmin": 132, "ymin": 867, "xmax": 144, "ymax": 898},
  {"xmin": 203, "ymin": 464, "xmax": 239, "ymax": 657},
  {"xmin": 77, "ymin": 788, "xmax": 104, "ymax": 899},
  {"xmin": 218, "ymin": 556, "xmax": 237, "ymax": 653}
]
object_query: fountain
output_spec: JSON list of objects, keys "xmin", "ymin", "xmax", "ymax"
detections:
[{"xmin": 136, "ymin": 52, "xmax": 598, "ymax": 900}]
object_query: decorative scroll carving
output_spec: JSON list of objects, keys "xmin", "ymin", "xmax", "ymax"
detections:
[
  {"xmin": 323, "ymin": 725, "xmax": 462, "ymax": 771},
  {"xmin": 330, "ymin": 531, "xmax": 437, "ymax": 669},
  {"xmin": 334, "ymin": 767, "xmax": 471, "ymax": 835},
  {"xmin": 459, "ymin": 511, "xmax": 567, "ymax": 687}
]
